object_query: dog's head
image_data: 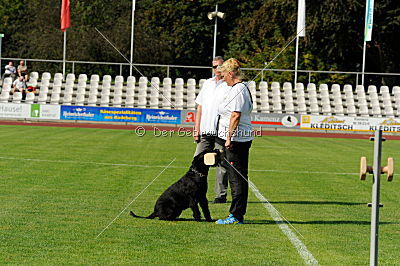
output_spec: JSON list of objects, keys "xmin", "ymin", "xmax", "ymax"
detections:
[
  {"xmin": 203, "ymin": 149, "xmax": 225, "ymax": 167},
  {"xmin": 190, "ymin": 149, "xmax": 224, "ymax": 177},
  {"xmin": 192, "ymin": 149, "xmax": 224, "ymax": 172}
]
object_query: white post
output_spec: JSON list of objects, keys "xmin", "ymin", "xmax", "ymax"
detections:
[
  {"xmin": 63, "ymin": 30, "xmax": 67, "ymax": 79},
  {"xmin": 130, "ymin": 0, "xmax": 136, "ymax": 77},
  {"xmin": 294, "ymin": 35, "xmax": 299, "ymax": 86},
  {"xmin": 212, "ymin": 4, "xmax": 218, "ymax": 60},
  {"xmin": 361, "ymin": 41, "xmax": 367, "ymax": 86},
  {"xmin": 370, "ymin": 129, "xmax": 382, "ymax": 266},
  {"xmin": 0, "ymin": 34, "xmax": 3, "ymax": 78},
  {"xmin": 362, "ymin": 0, "xmax": 374, "ymax": 86}
]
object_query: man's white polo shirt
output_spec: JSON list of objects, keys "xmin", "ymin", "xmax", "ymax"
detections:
[{"xmin": 195, "ymin": 77, "xmax": 228, "ymax": 136}]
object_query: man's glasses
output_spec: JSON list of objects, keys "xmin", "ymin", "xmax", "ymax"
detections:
[{"xmin": 212, "ymin": 65, "xmax": 220, "ymax": 69}]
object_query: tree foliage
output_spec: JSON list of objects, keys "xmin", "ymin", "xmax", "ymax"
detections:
[{"xmin": 0, "ymin": 0, "xmax": 399, "ymax": 84}]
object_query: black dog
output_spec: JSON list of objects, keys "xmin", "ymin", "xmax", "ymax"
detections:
[{"xmin": 130, "ymin": 150, "xmax": 222, "ymax": 222}]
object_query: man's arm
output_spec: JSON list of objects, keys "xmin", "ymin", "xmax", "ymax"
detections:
[
  {"xmin": 194, "ymin": 105, "xmax": 202, "ymax": 142},
  {"xmin": 225, "ymin": 111, "xmax": 241, "ymax": 149}
]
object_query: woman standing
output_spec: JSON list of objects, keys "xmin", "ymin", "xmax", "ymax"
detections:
[{"xmin": 215, "ymin": 58, "xmax": 253, "ymax": 225}]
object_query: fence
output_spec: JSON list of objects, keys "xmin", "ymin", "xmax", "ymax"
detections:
[{"xmin": 1, "ymin": 57, "xmax": 400, "ymax": 86}]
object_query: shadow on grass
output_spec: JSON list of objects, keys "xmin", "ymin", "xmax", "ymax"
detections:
[
  {"xmin": 247, "ymin": 200, "xmax": 366, "ymax": 206},
  {"xmin": 132, "ymin": 216, "xmax": 400, "ymax": 225},
  {"xmin": 243, "ymin": 220, "xmax": 400, "ymax": 225}
]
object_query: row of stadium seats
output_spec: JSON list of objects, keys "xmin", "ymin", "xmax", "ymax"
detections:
[{"xmin": 1, "ymin": 73, "xmax": 400, "ymax": 117}]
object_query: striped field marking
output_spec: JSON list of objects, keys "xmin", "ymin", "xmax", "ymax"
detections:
[
  {"xmin": 2, "ymin": 154, "xmax": 320, "ymax": 263},
  {"xmin": 249, "ymin": 180, "xmax": 319, "ymax": 265},
  {"xmin": 0, "ymin": 156, "xmax": 358, "ymax": 176}
]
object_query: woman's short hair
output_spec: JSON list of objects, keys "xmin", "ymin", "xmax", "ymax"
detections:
[{"xmin": 219, "ymin": 58, "xmax": 242, "ymax": 79}]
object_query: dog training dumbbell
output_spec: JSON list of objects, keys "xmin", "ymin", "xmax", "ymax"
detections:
[
  {"xmin": 204, "ymin": 149, "xmax": 225, "ymax": 166},
  {"xmin": 359, "ymin": 156, "xmax": 394, "ymax": 182}
]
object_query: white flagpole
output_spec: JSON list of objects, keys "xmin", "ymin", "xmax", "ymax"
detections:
[
  {"xmin": 362, "ymin": 0, "xmax": 374, "ymax": 86},
  {"xmin": 295, "ymin": 0, "xmax": 305, "ymax": 86},
  {"xmin": 130, "ymin": 0, "xmax": 136, "ymax": 77},
  {"xmin": 294, "ymin": 35, "xmax": 299, "ymax": 86},
  {"xmin": 361, "ymin": 41, "xmax": 367, "ymax": 86},
  {"xmin": 63, "ymin": 30, "xmax": 66, "ymax": 79},
  {"xmin": 212, "ymin": 4, "xmax": 218, "ymax": 60}
]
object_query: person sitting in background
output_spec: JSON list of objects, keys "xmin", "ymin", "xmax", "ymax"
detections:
[
  {"xmin": 2, "ymin": 61, "xmax": 17, "ymax": 80},
  {"xmin": 12, "ymin": 76, "xmax": 27, "ymax": 96},
  {"xmin": 17, "ymin": 60, "xmax": 28, "ymax": 81}
]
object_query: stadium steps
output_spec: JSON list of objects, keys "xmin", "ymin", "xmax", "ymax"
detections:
[{"xmin": 1, "ymin": 73, "xmax": 400, "ymax": 117}]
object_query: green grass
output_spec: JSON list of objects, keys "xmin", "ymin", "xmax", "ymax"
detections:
[{"xmin": 1, "ymin": 125, "xmax": 399, "ymax": 264}]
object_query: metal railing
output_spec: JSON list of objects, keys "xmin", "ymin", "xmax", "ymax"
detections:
[{"xmin": 1, "ymin": 57, "xmax": 400, "ymax": 86}]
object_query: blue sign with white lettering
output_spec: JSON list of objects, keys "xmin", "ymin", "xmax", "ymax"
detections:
[{"xmin": 60, "ymin": 106, "xmax": 180, "ymax": 124}]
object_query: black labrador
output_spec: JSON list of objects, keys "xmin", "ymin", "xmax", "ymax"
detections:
[{"xmin": 130, "ymin": 150, "xmax": 223, "ymax": 222}]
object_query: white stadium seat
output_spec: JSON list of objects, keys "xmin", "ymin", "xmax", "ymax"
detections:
[
  {"xmin": 102, "ymin": 75, "xmax": 112, "ymax": 84},
  {"xmin": 38, "ymin": 92, "xmax": 48, "ymax": 104},
  {"xmin": 0, "ymin": 91, "xmax": 10, "ymax": 103},
  {"xmin": 54, "ymin": 73, "xmax": 63, "ymax": 80},
  {"xmin": 66, "ymin": 73, "xmax": 75, "ymax": 81},
  {"xmin": 100, "ymin": 94, "xmax": 110, "ymax": 107},
  {"xmin": 62, "ymin": 94, "xmax": 73, "ymax": 105},
  {"xmin": 75, "ymin": 94, "xmax": 85, "ymax": 105},
  {"xmin": 78, "ymin": 74, "xmax": 87, "ymax": 82},
  {"xmin": 112, "ymin": 95, "xmax": 122, "ymax": 107},
  {"xmin": 25, "ymin": 92, "xmax": 35, "ymax": 104},
  {"xmin": 41, "ymin": 72, "xmax": 51, "ymax": 81},
  {"xmin": 50, "ymin": 93, "xmax": 60, "ymax": 104}
]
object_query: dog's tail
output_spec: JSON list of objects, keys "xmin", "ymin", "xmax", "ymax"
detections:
[{"xmin": 129, "ymin": 210, "xmax": 157, "ymax": 219}]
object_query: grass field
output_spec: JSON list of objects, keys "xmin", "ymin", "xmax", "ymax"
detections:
[{"xmin": 1, "ymin": 124, "xmax": 399, "ymax": 265}]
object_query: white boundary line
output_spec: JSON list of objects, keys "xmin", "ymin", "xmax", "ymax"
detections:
[
  {"xmin": 95, "ymin": 158, "xmax": 176, "ymax": 239},
  {"xmin": 3, "ymin": 154, "xmax": 318, "ymax": 263},
  {"xmin": 0, "ymin": 156, "xmax": 359, "ymax": 176},
  {"xmin": 249, "ymin": 180, "xmax": 319, "ymax": 265}
]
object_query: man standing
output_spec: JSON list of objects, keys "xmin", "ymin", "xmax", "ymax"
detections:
[{"xmin": 193, "ymin": 56, "xmax": 229, "ymax": 203}]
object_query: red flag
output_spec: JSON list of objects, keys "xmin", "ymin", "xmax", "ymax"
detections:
[{"xmin": 61, "ymin": 0, "xmax": 70, "ymax": 32}]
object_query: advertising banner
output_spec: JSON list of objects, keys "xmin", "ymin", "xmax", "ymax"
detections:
[
  {"xmin": 0, "ymin": 103, "xmax": 30, "ymax": 118},
  {"xmin": 30, "ymin": 104, "xmax": 60, "ymax": 120},
  {"xmin": 301, "ymin": 115, "xmax": 400, "ymax": 133},
  {"xmin": 181, "ymin": 110, "xmax": 301, "ymax": 129},
  {"xmin": 60, "ymin": 106, "xmax": 180, "ymax": 124},
  {"xmin": 180, "ymin": 110, "xmax": 196, "ymax": 125},
  {"xmin": 251, "ymin": 113, "xmax": 301, "ymax": 129}
]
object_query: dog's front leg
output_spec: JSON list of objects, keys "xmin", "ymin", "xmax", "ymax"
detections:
[
  {"xmin": 199, "ymin": 197, "xmax": 212, "ymax": 222},
  {"xmin": 189, "ymin": 199, "xmax": 202, "ymax": 221}
]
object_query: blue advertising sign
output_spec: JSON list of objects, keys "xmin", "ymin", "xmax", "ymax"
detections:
[
  {"xmin": 60, "ymin": 106, "xmax": 180, "ymax": 124},
  {"xmin": 143, "ymin": 109, "xmax": 181, "ymax": 124}
]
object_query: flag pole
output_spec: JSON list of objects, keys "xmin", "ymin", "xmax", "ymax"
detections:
[
  {"xmin": 294, "ymin": 35, "xmax": 299, "ymax": 86},
  {"xmin": 63, "ymin": 30, "xmax": 67, "ymax": 79},
  {"xmin": 362, "ymin": 0, "xmax": 374, "ymax": 86},
  {"xmin": 212, "ymin": 4, "xmax": 218, "ymax": 60},
  {"xmin": 361, "ymin": 41, "xmax": 367, "ymax": 86},
  {"xmin": 129, "ymin": 0, "xmax": 136, "ymax": 77},
  {"xmin": 295, "ymin": 0, "xmax": 305, "ymax": 86}
]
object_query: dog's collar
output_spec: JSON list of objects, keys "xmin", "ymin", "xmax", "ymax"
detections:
[{"xmin": 190, "ymin": 167, "xmax": 207, "ymax": 178}]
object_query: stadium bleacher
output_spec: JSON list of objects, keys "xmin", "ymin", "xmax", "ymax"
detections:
[{"xmin": 1, "ymin": 72, "xmax": 400, "ymax": 117}]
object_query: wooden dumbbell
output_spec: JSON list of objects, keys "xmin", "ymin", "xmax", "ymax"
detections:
[
  {"xmin": 204, "ymin": 149, "xmax": 224, "ymax": 166},
  {"xmin": 360, "ymin": 157, "xmax": 373, "ymax": 180},
  {"xmin": 359, "ymin": 157, "xmax": 394, "ymax": 181},
  {"xmin": 383, "ymin": 157, "xmax": 394, "ymax": 182}
]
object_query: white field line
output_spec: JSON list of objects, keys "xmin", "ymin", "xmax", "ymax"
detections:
[
  {"xmin": 0, "ymin": 156, "xmax": 359, "ymax": 176},
  {"xmin": 249, "ymin": 180, "xmax": 319, "ymax": 265},
  {"xmin": 95, "ymin": 158, "xmax": 176, "ymax": 239},
  {"xmin": 3, "ymin": 154, "xmax": 317, "ymax": 263}
]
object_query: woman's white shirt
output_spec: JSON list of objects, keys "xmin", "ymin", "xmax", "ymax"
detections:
[{"xmin": 217, "ymin": 82, "xmax": 254, "ymax": 142}]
